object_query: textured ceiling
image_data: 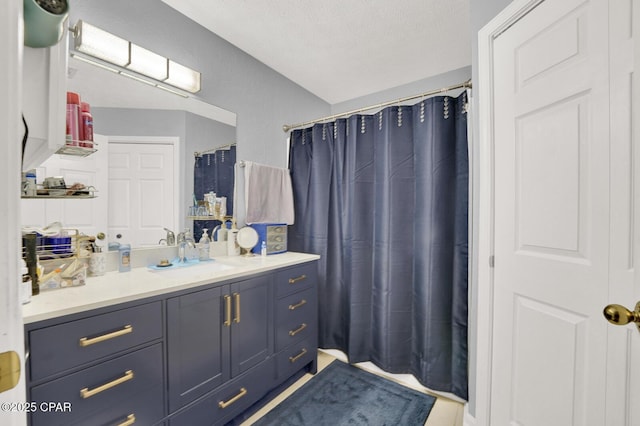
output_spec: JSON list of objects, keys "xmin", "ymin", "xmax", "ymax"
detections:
[{"xmin": 161, "ymin": 0, "xmax": 471, "ymax": 104}]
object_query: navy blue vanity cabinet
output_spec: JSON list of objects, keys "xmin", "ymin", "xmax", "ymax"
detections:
[
  {"xmin": 166, "ymin": 274, "xmax": 272, "ymax": 413},
  {"xmin": 25, "ymin": 301, "xmax": 165, "ymax": 426}
]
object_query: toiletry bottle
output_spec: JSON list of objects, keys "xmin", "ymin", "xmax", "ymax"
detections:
[
  {"xmin": 80, "ymin": 102, "xmax": 93, "ymax": 148},
  {"xmin": 198, "ymin": 228, "xmax": 211, "ymax": 261},
  {"xmin": 227, "ymin": 221, "xmax": 240, "ymax": 256},
  {"xmin": 118, "ymin": 243, "xmax": 131, "ymax": 272}
]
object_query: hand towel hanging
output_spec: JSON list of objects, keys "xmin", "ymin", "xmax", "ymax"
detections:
[{"xmin": 243, "ymin": 161, "xmax": 295, "ymax": 225}]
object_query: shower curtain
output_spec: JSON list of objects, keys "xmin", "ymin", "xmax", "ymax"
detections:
[
  {"xmin": 193, "ymin": 145, "xmax": 236, "ymax": 238},
  {"xmin": 288, "ymin": 92, "xmax": 469, "ymax": 400}
]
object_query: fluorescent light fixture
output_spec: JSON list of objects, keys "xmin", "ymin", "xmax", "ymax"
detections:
[
  {"xmin": 75, "ymin": 21, "xmax": 130, "ymax": 67},
  {"xmin": 128, "ymin": 44, "xmax": 168, "ymax": 81},
  {"xmin": 72, "ymin": 20, "xmax": 201, "ymax": 94},
  {"xmin": 166, "ymin": 60, "xmax": 201, "ymax": 94}
]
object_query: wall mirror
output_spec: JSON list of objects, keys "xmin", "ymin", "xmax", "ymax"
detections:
[{"xmin": 21, "ymin": 52, "xmax": 237, "ymax": 249}]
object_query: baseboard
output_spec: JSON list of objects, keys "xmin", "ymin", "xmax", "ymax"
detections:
[{"xmin": 463, "ymin": 404, "xmax": 477, "ymax": 426}]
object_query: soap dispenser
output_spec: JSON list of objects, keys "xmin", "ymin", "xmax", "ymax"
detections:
[{"xmin": 198, "ymin": 228, "xmax": 211, "ymax": 261}]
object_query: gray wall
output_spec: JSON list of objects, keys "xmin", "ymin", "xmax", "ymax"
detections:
[{"xmin": 331, "ymin": 66, "xmax": 471, "ymax": 115}]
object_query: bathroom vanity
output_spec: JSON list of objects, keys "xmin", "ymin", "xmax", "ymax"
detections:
[{"xmin": 22, "ymin": 252, "xmax": 319, "ymax": 426}]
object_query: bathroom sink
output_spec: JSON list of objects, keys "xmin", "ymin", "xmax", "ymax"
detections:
[{"xmin": 149, "ymin": 259, "xmax": 236, "ymax": 278}]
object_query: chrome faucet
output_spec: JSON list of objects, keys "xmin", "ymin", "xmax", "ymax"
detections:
[
  {"xmin": 176, "ymin": 229, "xmax": 196, "ymax": 263},
  {"xmin": 164, "ymin": 228, "xmax": 176, "ymax": 246}
]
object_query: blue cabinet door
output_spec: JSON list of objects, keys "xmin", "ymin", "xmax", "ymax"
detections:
[
  {"xmin": 167, "ymin": 286, "xmax": 230, "ymax": 412},
  {"xmin": 229, "ymin": 276, "xmax": 272, "ymax": 378}
]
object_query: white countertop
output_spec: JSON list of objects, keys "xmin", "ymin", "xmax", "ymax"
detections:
[{"xmin": 22, "ymin": 252, "xmax": 319, "ymax": 324}]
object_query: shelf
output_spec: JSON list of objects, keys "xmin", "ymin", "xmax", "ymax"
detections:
[
  {"xmin": 55, "ymin": 145, "xmax": 97, "ymax": 157},
  {"xmin": 22, "ymin": 194, "xmax": 96, "ymax": 199},
  {"xmin": 187, "ymin": 216, "xmax": 222, "ymax": 221},
  {"xmin": 22, "ymin": 187, "xmax": 97, "ymax": 199}
]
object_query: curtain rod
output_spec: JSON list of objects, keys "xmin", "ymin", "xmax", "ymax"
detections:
[
  {"xmin": 282, "ymin": 79, "xmax": 472, "ymax": 133},
  {"xmin": 194, "ymin": 142, "xmax": 236, "ymax": 157}
]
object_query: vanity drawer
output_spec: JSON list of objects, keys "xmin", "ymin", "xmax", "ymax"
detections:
[
  {"xmin": 29, "ymin": 301, "xmax": 162, "ymax": 381},
  {"xmin": 276, "ymin": 340, "xmax": 316, "ymax": 382},
  {"xmin": 275, "ymin": 262, "xmax": 317, "ymax": 298},
  {"xmin": 275, "ymin": 288, "xmax": 316, "ymax": 351},
  {"xmin": 30, "ymin": 343, "xmax": 164, "ymax": 426},
  {"xmin": 169, "ymin": 358, "xmax": 275, "ymax": 426}
]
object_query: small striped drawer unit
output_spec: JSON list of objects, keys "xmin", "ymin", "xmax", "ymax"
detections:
[{"xmin": 249, "ymin": 223, "xmax": 287, "ymax": 254}]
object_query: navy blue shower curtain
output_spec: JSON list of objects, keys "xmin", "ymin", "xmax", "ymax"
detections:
[
  {"xmin": 193, "ymin": 145, "xmax": 236, "ymax": 238},
  {"xmin": 288, "ymin": 93, "xmax": 469, "ymax": 400}
]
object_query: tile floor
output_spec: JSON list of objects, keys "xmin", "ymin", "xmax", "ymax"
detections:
[{"xmin": 241, "ymin": 349, "xmax": 464, "ymax": 426}]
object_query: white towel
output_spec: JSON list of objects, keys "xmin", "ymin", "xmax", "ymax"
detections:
[{"xmin": 243, "ymin": 161, "xmax": 295, "ymax": 225}]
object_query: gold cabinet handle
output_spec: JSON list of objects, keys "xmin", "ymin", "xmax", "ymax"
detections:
[
  {"xmin": 218, "ymin": 387, "xmax": 247, "ymax": 409},
  {"xmin": 288, "ymin": 299, "xmax": 307, "ymax": 310},
  {"xmin": 288, "ymin": 274, "xmax": 307, "ymax": 284},
  {"xmin": 233, "ymin": 293, "xmax": 241, "ymax": 323},
  {"xmin": 289, "ymin": 323, "xmax": 307, "ymax": 337},
  {"xmin": 289, "ymin": 348, "xmax": 307, "ymax": 363},
  {"xmin": 117, "ymin": 414, "xmax": 136, "ymax": 426},
  {"xmin": 80, "ymin": 370, "xmax": 134, "ymax": 399},
  {"xmin": 224, "ymin": 295, "xmax": 232, "ymax": 326},
  {"xmin": 79, "ymin": 325, "xmax": 133, "ymax": 347}
]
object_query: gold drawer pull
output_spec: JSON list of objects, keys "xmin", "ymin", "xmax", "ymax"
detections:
[
  {"xmin": 234, "ymin": 293, "xmax": 241, "ymax": 323},
  {"xmin": 80, "ymin": 370, "xmax": 134, "ymax": 399},
  {"xmin": 79, "ymin": 325, "xmax": 133, "ymax": 347},
  {"xmin": 289, "ymin": 299, "xmax": 307, "ymax": 310},
  {"xmin": 224, "ymin": 295, "xmax": 232, "ymax": 326},
  {"xmin": 117, "ymin": 414, "xmax": 136, "ymax": 426},
  {"xmin": 289, "ymin": 323, "xmax": 307, "ymax": 337},
  {"xmin": 289, "ymin": 348, "xmax": 307, "ymax": 363},
  {"xmin": 288, "ymin": 274, "xmax": 307, "ymax": 284},
  {"xmin": 218, "ymin": 387, "xmax": 247, "ymax": 409}
]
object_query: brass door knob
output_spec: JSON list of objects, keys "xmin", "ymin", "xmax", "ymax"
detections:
[{"xmin": 603, "ymin": 302, "xmax": 640, "ymax": 332}]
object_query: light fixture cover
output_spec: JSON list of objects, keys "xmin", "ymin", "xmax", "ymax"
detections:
[
  {"xmin": 128, "ymin": 44, "xmax": 168, "ymax": 81},
  {"xmin": 166, "ymin": 60, "xmax": 201, "ymax": 93},
  {"xmin": 75, "ymin": 20, "xmax": 130, "ymax": 67},
  {"xmin": 72, "ymin": 20, "xmax": 201, "ymax": 94}
]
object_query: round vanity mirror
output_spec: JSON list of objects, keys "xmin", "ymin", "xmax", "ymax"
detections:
[{"xmin": 236, "ymin": 226, "xmax": 259, "ymax": 256}]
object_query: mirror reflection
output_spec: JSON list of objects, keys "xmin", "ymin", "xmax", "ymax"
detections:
[{"xmin": 20, "ymin": 55, "xmax": 237, "ymax": 249}]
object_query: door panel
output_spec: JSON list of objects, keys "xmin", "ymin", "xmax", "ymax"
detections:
[
  {"xmin": 108, "ymin": 142, "xmax": 175, "ymax": 247},
  {"xmin": 491, "ymin": 0, "xmax": 610, "ymax": 425}
]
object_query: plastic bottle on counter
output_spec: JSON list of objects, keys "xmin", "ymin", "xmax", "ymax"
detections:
[
  {"xmin": 80, "ymin": 102, "xmax": 93, "ymax": 148},
  {"xmin": 198, "ymin": 228, "xmax": 211, "ymax": 261},
  {"xmin": 118, "ymin": 243, "xmax": 131, "ymax": 272},
  {"xmin": 260, "ymin": 240, "xmax": 267, "ymax": 257}
]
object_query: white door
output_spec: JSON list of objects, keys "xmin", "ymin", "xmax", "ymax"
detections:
[
  {"xmin": 0, "ymin": 1, "xmax": 26, "ymax": 424},
  {"xmin": 108, "ymin": 139, "xmax": 176, "ymax": 247},
  {"xmin": 489, "ymin": 0, "xmax": 638, "ymax": 424}
]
